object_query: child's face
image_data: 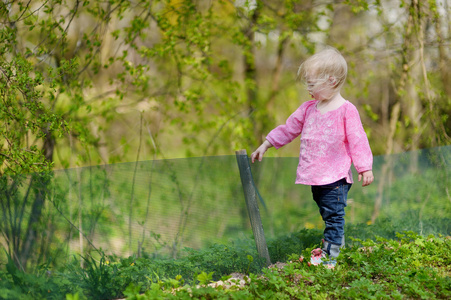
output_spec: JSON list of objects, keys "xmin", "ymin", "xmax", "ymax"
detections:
[{"xmin": 306, "ymin": 77, "xmax": 334, "ymax": 101}]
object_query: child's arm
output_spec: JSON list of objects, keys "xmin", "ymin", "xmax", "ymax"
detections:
[
  {"xmin": 251, "ymin": 102, "xmax": 310, "ymax": 163},
  {"xmin": 344, "ymin": 104, "xmax": 374, "ymax": 187},
  {"xmin": 251, "ymin": 140, "xmax": 273, "ymax": 163}
]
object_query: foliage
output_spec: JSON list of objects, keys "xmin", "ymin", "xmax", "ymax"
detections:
[
  {"xmin": 267, "ymin": 228, "xmax": 323, "ymax": 263},
  {"xmin": 64, "ymin": 252, "xmax": 122, "ymax": 300},
  {"xmin": 61, "ymin": 239, "xmax": 267, "ymax": 298},
  {"xmin": 167, "ymin": 232, "xmax": 451, "ymax": 299},
  {"xmin": 3, "ymin": 0, "xmax": 449, "ymax": 166},
  {"xmin": 2, "ymin": 227, "xmax": 451, "ymax": 299},
  {"xmin": 1, "ymin": 146, "xmax": 449, "ymax": 273},
  {"xmin": 0, "ymin": 0, "xmax": 112, "ymax": 271},
  {"xmin": 1, "ymin": 0, "xmax": 451, "ymax": 287},
  {"xmin": 0, "ymin": 250, "xmax": 74, "ymax": 300}
]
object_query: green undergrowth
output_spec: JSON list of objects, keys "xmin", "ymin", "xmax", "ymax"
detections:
[
  {"xmin": 123, "ymin": 232, "xmax": 451, "ymax": 299},
  {"xmin": 1, "ymin": 228, "xmax": 450, "ymax": 299}
]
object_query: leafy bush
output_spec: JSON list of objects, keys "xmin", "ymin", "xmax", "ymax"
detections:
[
  {"xmin": 0, "ymin": 251, "xmax": 74, "ymax": 300},
  {"xmin": 121, "ymin": 230, "xmax": 451, "ymax": 299},
  {"xmin": 2, "ymin": 227, "xmax": 451, "ymax": 299},
  {"xmin": 267, "ymin": 228, "xmax": 323, "ymax": 262}
]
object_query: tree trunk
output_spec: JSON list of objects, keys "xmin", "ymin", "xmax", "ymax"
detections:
[
  {"xmin": 432, "ymin": 1, "xmax": 451, "ymax": 97},
  {"xmin": 371, "ymin": 0, "xmax": 411, "ymax": 222},
  {"xmin": 19, "ymin": 174, "xmax": 49, "ymax": 270},
  {"xmin": 18, "ymin": 132, "xmax": 55, "ymax": 270},
  {"xmin": 243, "ymin": 6, "xmax": 260, "ymax": 143},
  {"xmin": 240, "ymin": 6, "xmax": 260, "ymax": 230},
  {"xmin": 372, "ymin": 102, "xmax": 400, "ymax": 223}
]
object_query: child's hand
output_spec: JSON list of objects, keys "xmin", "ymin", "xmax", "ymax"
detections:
[
  {"xmin": 358, "ymin": 170, "xmax": 374, "ymax": 187},
  {"xmin": 251, "ymin": 140, "xmax": 273, "ymax": 163}
]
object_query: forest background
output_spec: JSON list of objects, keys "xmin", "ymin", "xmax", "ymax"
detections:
[
  {"xmin": 1, "ymin": 0, "xmax": 450, "ymax": 171},
  {"xmin": 1, "ymin": 0, "xmax": 451, "ymax": 272}
]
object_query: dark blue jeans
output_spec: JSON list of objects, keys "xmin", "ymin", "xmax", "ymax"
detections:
[{"xmin": 311, "ymin": 178, "xmax": 351, "ymax": 246}]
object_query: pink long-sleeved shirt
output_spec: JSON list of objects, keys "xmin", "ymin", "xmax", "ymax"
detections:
[{"xmin": 266, "ymin": 100, "xmax": 373, "ymax": 185}]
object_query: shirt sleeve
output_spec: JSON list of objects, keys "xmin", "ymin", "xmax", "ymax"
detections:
[
  {"xmin": 266, "ymin": 102, "xmax": 309, "ymax": 149},
  {"xmin": 344, "ymin": 104, "xmax": 373, "ymax": 173}
]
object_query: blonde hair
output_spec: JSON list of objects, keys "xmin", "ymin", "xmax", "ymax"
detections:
[{"xmin": 297, "ymin": 47, "xmax": 347, "ymax": 93}]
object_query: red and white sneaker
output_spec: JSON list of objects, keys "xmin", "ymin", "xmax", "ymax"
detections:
[
  {"xmin": 310, "ymin": 248, "xmax": 324, "ymax": 266},
  {"xmin": 310, "ymin": 248, "xmax": 336, "ymax": 268}
]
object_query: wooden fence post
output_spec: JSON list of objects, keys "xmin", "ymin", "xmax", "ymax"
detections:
[{"xmin": 235, "ymin": 149, "xmax": 271, "ymax": 267}]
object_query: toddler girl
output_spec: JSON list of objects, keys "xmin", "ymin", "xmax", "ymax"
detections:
[{"xmin": 251, "ymin": 47, "xmax": 374, "ymax": 267}]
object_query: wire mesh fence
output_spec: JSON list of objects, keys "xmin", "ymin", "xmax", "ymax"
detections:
[{"xmin": 1, "ymin": 146, "xmax": 450, "ymax": 270}]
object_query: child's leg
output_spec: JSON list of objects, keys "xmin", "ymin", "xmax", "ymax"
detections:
[{"xmin": 311, "ymin": 178, "xmax": 352, "ymax": 259}]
